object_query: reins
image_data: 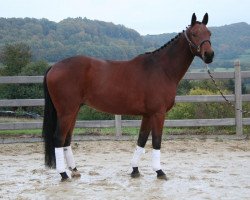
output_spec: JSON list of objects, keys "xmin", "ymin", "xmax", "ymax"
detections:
[{"xmin": 205, "ymin": 64, "xmax": 250, "ymax": 115}]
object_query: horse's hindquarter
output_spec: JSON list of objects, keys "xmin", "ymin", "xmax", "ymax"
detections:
[{"xmin": 46, "ymin": 56, "xmax": 93, "ymax": 113}]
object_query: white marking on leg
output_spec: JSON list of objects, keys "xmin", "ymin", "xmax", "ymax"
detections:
[
  {"xmin": 64, "ymin": 146, "xmax": 76, "ymax": 170},
  {"xmin": 131, "ymin": 145, "xmax": 145, "ymax": 168},
  {"xmin": 152, "ymin": 149, "xmax": 161, "ymax": 171},
  {"xmin": 55, "ymin": 147, "xmax": 66, "ymax": 173}
]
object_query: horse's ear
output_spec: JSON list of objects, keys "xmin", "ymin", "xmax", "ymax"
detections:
[
  {"xmin": 202, "ymin": 13, "xmax": 208, "ymax": 25},
  {"xmin": 191, "ymin": 13, "xmax": 197, "ymax": 26}
]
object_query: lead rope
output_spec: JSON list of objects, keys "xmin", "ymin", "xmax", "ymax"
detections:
[{"xmin": 205, "ymin": 64, "xmax": 250, "ymax": 115}]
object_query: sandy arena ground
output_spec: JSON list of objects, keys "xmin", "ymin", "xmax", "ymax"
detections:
[{"xmin": 0, "ymin": 139, "xmax": 249, "ymax": 200}]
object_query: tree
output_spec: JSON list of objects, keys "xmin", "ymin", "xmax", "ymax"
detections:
[
  {"xmin": 20, "ymin": 60, "xmax": 49, "ymax": 76},
  {"xmin": 0, "ymin": 43, "xmax": 32, "ymax": 75},
  {"xmin": 0, "ymin": 56, "xmax": 49, "ymax": 114}
]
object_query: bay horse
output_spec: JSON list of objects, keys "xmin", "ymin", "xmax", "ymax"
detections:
[{"xmin": 43, "ymin": 13, "xmax": 214, "ymax": 181}]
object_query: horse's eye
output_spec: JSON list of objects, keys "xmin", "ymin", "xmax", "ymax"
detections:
[
  {"xmin": 208, "ymin": 31, "xmax": 212, "ymax": 36},
  {"xmin": 191, "ymin": 32, "xmax": 197, "ymax": 37}
]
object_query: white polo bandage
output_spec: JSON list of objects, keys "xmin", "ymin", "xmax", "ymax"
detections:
[
  {"xmin": 152, "ymin": 149, "xmax": 161, "ymax": 171},
  {"xmin": 64, "ymin": 146, "xmax": 76, "ymax": 170},
  {"xmin": 131, "ymin": 146, "xmax": 145, "ymax": 168},
  {"xmin": 55, "ymin": 147, "xmax": 66, "ymax": 173}
]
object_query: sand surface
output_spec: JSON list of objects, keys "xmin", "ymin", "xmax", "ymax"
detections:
[{"xmin": 0, "ymin": 139, "xmax": 249, "ymax": 200}]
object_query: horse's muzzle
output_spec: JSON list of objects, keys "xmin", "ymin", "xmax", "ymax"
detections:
[{"xmin": 203, "ymin": 50, "xmax": 214, "ymax": 64}]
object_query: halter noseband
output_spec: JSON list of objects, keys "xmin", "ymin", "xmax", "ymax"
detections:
[{"xmin": 184, "ymin": 29, "xmax": 211, "ymax": 54}]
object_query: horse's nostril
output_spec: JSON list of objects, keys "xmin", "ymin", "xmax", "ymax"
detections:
[
  {"xmin": 204, "ymin": 51, "xmax": 214, "ymax": 59},
  {"xmin": 203, "ymin": 51, "xmax": 214, "ymax": 64}
]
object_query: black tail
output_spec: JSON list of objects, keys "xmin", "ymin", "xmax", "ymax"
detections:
[{"xmin": 42, "ymin": 67, "xmax": 57, "ymax": 168}]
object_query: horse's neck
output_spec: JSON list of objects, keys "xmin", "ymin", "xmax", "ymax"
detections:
[{"xmin": 151, "ymin": 34, "xmax": 194, "ymax": 84}]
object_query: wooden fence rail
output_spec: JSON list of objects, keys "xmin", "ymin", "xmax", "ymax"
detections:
[{"xmin": 0, "ymin": 61, "xmax": 250, "ymax": 136}]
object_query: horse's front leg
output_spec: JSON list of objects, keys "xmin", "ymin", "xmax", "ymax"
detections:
[
  {"xmin": 131, "ymin": 116, "xmax": 151, "ymax": 178},
  {"xmin": 151, "ymin": 113, "xmax": 168, "ymax": 180}
]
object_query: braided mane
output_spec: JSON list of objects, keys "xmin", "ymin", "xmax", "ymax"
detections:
[{"xmin": 145, "ymin": 31, "xmax": 184, "ymax": 54}]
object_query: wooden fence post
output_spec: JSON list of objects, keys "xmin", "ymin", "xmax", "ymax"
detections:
[
  {"xmin": 115, "ymin": 115, "xmax": 122, "ymax": 137},
  {"xmin": 234, "ymin": 60, "xmax": 243, "ymax": 135}
]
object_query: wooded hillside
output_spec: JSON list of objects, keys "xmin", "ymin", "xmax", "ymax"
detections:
[{"xmin": 0, "ymin": 17, "xmax": 250, "ymax": 69}]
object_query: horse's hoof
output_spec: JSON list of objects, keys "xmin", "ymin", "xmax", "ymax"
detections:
[
  {"xmin": 131, "ymin": 167, "xmax": 140, "ymax": 178},
  {"xmin": 60, "ymin": 172, "xmax": 70, "ymax": 182},
  {"xmin": 70, "ymin": 167, "xmax": 81, "ymax": 178},
  {"xmin": 131, "ymin": 171, "xmax": 140, "ymax": 178},
  {"xmin": 157, "ymin": 174, "xmax": 168, "ymax": 180},
  {"xmin": 61, "ymin": 177, "xmax": 71, "ymax": 182},
  {"xmin": 156, "ymin": 170, "xmax": 168, "ymax": 181},
  {"xmin": 71, "ymin": 170, "xmax": 81, "ymax": 178}
]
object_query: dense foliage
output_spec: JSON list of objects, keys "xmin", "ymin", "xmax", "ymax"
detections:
[
  {"xmin": 0, "ymin": 43, "xmax": 32, "ymax": 75},
  {"xmin": 0, "ymin": 17, "xmax": 145, "ymax": 62}
]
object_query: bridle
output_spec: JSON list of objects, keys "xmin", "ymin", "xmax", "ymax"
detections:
[{"xmin": 184, "ymin": 28, "xmax": 211, "ymax": 54}]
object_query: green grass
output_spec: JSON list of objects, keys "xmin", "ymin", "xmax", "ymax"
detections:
[
  {"xmin": 0, "ymin": 127, "xmax": 139, "ymax": 136},
  {"xmin": 0, "ymin": 129, "xmax": 41, "ymax": 135},
  {"xmin": 0, "ymin": 126, "xmax": 238, "ymax": 137},
  {"xmin": 0, "ymin": 117, "xmax": 40, "ymax": 123}
]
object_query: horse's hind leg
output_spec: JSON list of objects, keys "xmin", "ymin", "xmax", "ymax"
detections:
[
  {"xmin": 131, "ymin": 116, "xmax": 151, "ymax": 178},
  {"xmin": 63, "ymin": 113, "xmax": 81, "ymax": 178},
  {"xmin": 54, "ymin": 112, "xmax": 78, "ymax": 181}
]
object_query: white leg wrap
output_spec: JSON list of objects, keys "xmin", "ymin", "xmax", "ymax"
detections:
[
  {"xmin": 152, "ymin": 149, "xmax": 161, "ymax": 171},
  {"xmin": 131, "ymin": 146, "xmax": 145, "ymax": 168},
  {"xmin": 55, "ymin": 147, "xmax": 66, "ymax": 173},
  {"xmin": 64, "ymin": 146, "xmax": 76, "ymax": 170}
]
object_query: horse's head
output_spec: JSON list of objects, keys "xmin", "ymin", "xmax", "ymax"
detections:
[{"xmin": 185, "ymin": 13, "xmax": 214, "ymax": 64}]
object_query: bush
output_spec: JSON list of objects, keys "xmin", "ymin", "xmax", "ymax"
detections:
[
  {"xmin": 168, "ymin": 87, "xmax": 235, "ymax": 119},
  {"xmin": 0, "ymin": 55, "xmax": 49, "ymax": 115},
  {"xmin": 77, "ymin": 106, "xmax": 114, "ymax": 120}
]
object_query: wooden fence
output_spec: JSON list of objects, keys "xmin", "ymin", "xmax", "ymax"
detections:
[{"xmin": 0, "ymin": 61, "xmax": 250, "ymax": 136}]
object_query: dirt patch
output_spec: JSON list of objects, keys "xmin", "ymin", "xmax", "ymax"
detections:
[{"xmin": 0, "ymin": 140, "xmax": 249, "ymax": 199}]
